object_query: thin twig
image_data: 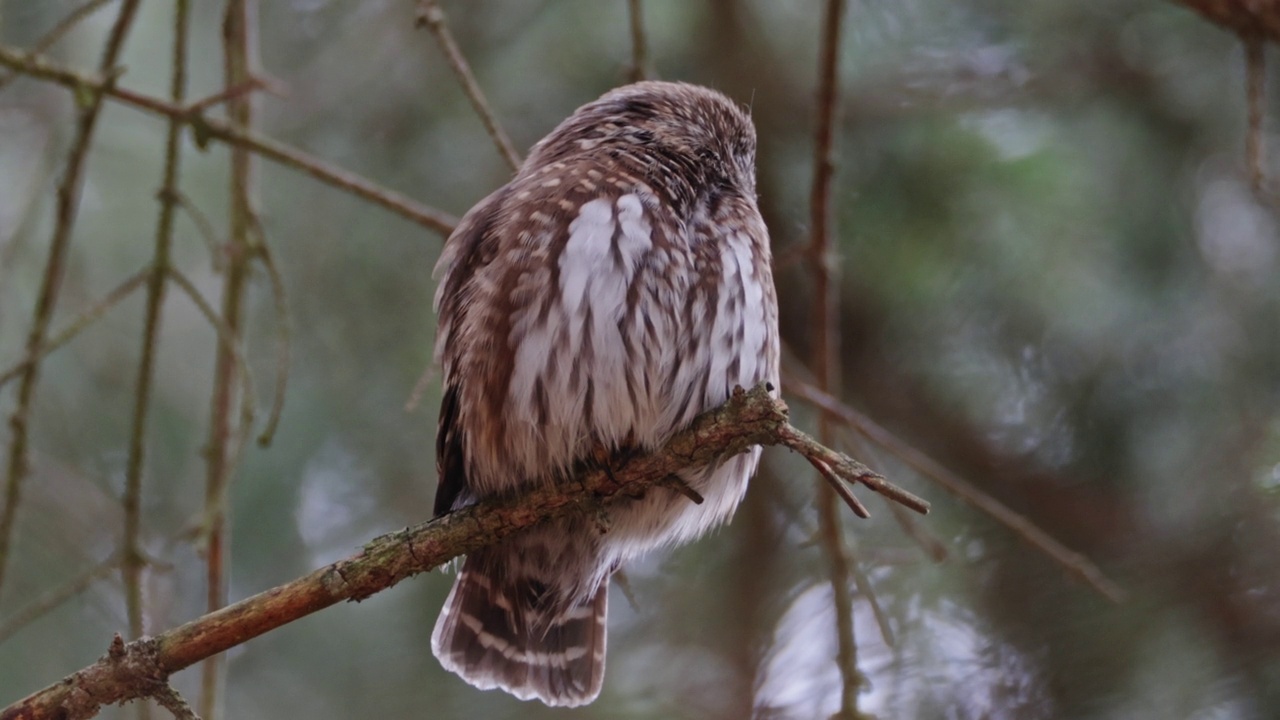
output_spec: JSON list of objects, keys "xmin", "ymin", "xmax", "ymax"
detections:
[
  {"xmin": 416, "ymin": 0, "xmax": 522, "ymax": 171},
  {"xmin": 0, "ymin": 267, "xmax": 151, "ymax": 390},
  {"xmin": 848, "ymin": 551, "xmax": 895, "ymax": 649},
  {"xmin": 1245, "ymin": 33, "xmax": 1267, "ymax": 196},
  {"xmin": 0, "ymin": 43, "xmax": 458, "ymax": 236},
  {"xmin": 121, "ymin": 0, "xmax": 189, "ymax": 674},
  {"xmin": 808, "ymin": 0, "xmax": 861, "ymax": 716},
  {"xmin": 199, "ymin": 5, "xmax": 257, "ymax": 716},
  {"xmin": 0, "ymin": 0, "xmax": 143, "ymax": 603},
  {"xmin": 627, "ymin": 0, "xmax": 649, "ymax": 83},
  {"xmin": 152, "ymin": 685, "xmax": 200, "ymax": 720},
  {"xmin": 660, "ymin": 474, "xmax": 705, "ymax": 505},
  {"xmin": 0, "ymin": 0, "xmax": 117, "ymax": 90},
  {"xmin": 785, "ymin": 377, "xmax": 1126, "ymax": 603},
  {"xmin": 185, "ymin": 77, "xmax": 268, "ymax": 115},
  {"xmin": 165, "ymin": 267, "xmax": 258, "ymax": 547},
  {"xmin": 164, "ymin": 269, "xmax": 258, "ymax": 425},
  {"xmin": 251, "ymin": 223, "xmax": 290, "ymax": 447},
  {"xmin": 170, "ymin": 191, "xmax": 223, "ymax": 270},
  {"xmin": 805, "ymin": 456, "xmax": 868, "ymax": 519},
  {"xmin": 0, "ymin": 383, "xmax": 924, "ymax": 720},
  {"xmin": 0, "ymin": 551, "xmax": 124, "ymax": 645}
]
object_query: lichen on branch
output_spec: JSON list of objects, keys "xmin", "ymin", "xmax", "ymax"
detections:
[{"xmin": 0, "ymin": 383, "xmax": 925, "ymax": 720}]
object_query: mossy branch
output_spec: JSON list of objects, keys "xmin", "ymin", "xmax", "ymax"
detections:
[{"xmin": 0, "ymin": 383, "xmax": 926, "ymax": 720}]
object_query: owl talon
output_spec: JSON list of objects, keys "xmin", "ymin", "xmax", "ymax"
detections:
[{"xmin": 661, "ymin": 474, "xmax": 705, "ymax": 505}]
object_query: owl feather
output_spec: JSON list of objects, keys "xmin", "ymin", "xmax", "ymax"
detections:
[{"xmin": 431, "ymin": 81, "xmax": 780, "ymax": 707}]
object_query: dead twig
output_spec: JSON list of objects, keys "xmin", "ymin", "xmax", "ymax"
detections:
[
  {"xmin": 0, "ymin": 43, "xmax": 458, "ymax": 236},
  {"xmin": 0, "ymin": 0, "xmax": 117, "ymax": 90},
  {"xmin": 0, "ymin": 551, "xmax": 124, "ymax": 645},
  {"xmin": 0, "ymin": 267, "xmax": 151, "ymax": 390},
  {"xmin": 415, "ymin": 0, "xmax": 522, "ymax": 171},
  {"xmin": 121, "ymin": 0, "xmax": 190, "ymax": 670},
  {"xmin": 0, "ymin": 0, "xmax": 144, "ymax": 604},
  {"xmin": 785, "ymin": 376, "xmax": 1125, "ymax": 603}
]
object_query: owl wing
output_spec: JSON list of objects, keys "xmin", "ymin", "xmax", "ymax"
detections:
[{"xmin": 432, "ymin": 186, "xmax": 509, "ymax": 516}]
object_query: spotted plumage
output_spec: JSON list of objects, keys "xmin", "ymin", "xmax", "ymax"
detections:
[{"xmin": 431, "ymin": 81, "xmax": 780, "ymax": 707}]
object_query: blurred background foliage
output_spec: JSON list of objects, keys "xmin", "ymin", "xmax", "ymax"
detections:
[{"xmin": 1, "ymin": 1, "xmax": 1279, "ymax": 718}]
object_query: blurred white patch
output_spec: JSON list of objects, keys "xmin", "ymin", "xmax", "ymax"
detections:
[
  {"xmin": 1195, "ymin": 177, "xmax": 1279, "ymax": 289},
  {"xmin": 755, "ymin": 583, "xmax": 843, "ymax": 718},
  {"xmin": 295, "ymin": 439, "xmax": 376, "ymax": 567},
  {"xmin": 758, "ymin": 585, "xmax": 1049, "ymax": 718},
  {"xmin": 962, "ymin": 108, "xmax": 1050, "ymax": 161}
]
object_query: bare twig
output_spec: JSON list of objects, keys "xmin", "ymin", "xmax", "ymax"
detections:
[
  {"xmin": 251, "ymin": 222, "xmax": 290, "ymax": 448},
  {"xmin": 785, "ymin": 377, "xmax": 1125, "ymax": 603},
  {"xmin": 121, "ymin": 0, "xmax": 189, "ymax": 675},
  {"xmin": 0, "ymin": 267, "xmax": 151, "ymax": 390},
  {"xmin": 804, "ymin": 456, "xmax": 869, "ymax": 519},
  {"xmin": 184, "ymin": 77, "xmax": 270, "ymax": 115},
  {"xmin": 0, "ymin": 43, "xmax": 458, "ymax": 236},
  {"xmin": 0, "ymin": 551, "xmax": 124, "ymax": 645},
  {"xmin": 627, "ymin": 0, "xmax": 649, "ymax": 83},
  {"xmin": 416, "ymin": 0, "xmax": 522, "ymax": 171},
  {"xmin": 170, "ymin": 191, "xmax": 223, "ymax": 269},
  {"xmin": 0, "ymin": 384, "xmax": 924, "ymax": 720},
  {"xmin": 660, "ymin": 474, "xmax": 705, "ymax": 505},
  {"xmin": 807, "ymin": 0, "xmax": 862, "ymax": 716},
  {"xmin": 0, "ymin": 0, "xmax": 117, "ymax": 90},
  {"xmin": 164, "ymin": 269, "xmax": 258, "ymax": 427},
  {"xmin": 777, "ymin": 425, "xmax": 928, "ymax": 515},
  {"xmin": 1245, "ymin": 33, "xmax": 1267, "ymax": 195},
  {"xmin": 151, "ymin": 685, "xmax": 199, "ymax": 720},
  {"xmin": 0, "ymin": 0, "xmax": 143, "ymax": 603},
  {"xmin": 199, "ymin": 5, "xmax": 257, "ymax": 715},
  {"xmin": 849, "ymin": 551, "xmax": 895, "ymax": 649}
]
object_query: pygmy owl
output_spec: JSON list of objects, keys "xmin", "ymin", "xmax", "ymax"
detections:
[{"xmin": 430, "ymin": 80, "xmax": 780, "ymax": 706}]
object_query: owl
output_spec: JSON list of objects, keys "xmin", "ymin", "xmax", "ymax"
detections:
[{"xmin": 430, "ymin": 81, "xmax": 780, "ymax": 706}]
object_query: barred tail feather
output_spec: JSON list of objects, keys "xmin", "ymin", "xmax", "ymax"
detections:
[{"xmin": 431, "ymin": 555, "xmax": 608, "ymax": 707}]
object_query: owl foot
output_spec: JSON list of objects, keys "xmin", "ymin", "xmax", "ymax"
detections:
[{"xmin": 660, "ymin": 474, "xmax": 705, "ymax": 504}]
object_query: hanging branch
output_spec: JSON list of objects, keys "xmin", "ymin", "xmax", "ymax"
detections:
[
  {"xmin": 0, "ymin": 0, "xmax": 144, "ymax": 602},
  {"xmin": 0, "ymin": 384, "xmax": 927, "ymax": 720}
]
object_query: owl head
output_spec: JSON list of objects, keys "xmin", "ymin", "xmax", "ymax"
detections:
[{"xmin": 524, "ymin": 81, "xmax": 758, "ymax": 202}]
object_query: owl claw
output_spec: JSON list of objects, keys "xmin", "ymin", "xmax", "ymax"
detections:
[{"xmin": 661, "ymin": 474, "xmax": 705, "ymax": 505}]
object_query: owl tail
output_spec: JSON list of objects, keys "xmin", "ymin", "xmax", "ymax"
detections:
[{"xmin": 431, "ymin": 550, "xmax": 608, "ymax": 707}]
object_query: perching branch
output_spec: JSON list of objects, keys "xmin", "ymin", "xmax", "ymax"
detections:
[{"xmin": 0, "ymin": 384, "xmax": 927, "ymax": 720}]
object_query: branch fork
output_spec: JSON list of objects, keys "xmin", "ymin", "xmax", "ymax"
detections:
[{"xmin": 0, "ymin": 383, "xmax": 923, "ymax": 720}]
